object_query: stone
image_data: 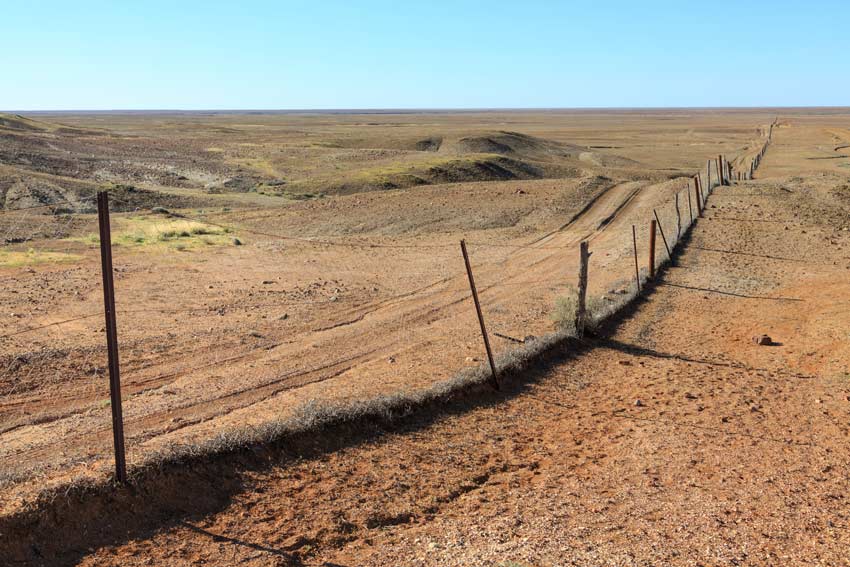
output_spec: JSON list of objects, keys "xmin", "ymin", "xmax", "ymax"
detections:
[{"xmin": 752, "ymin": 334, "xmax": 773, "ymax": 346}]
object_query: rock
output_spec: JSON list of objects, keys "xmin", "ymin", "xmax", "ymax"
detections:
[
  {"xmin": 232, "ymin": 237, "xmax": 242, "ymax": 245},
  {"xmin": 618, "ymin": 360, "xmax": 632, "ymax": 366},
  {"xmin": 634, "ymin": 399, "xmax": 644, "ymax": 407},
  {"xmin": 465, "ymin": 356, "xmax": 479, "ymax": 363},
  {"xmin": 752, "ymin": 334, "xmax": 773, "ymax": 346},
  {"xmin": 387, "ymin": 356, "xmax": 396, "ymax": 364},
  {"xmin": 278, "ymin": 313, "xmax": 289, "ymax": 320},
  {"xmin": 684, "ymin": 392, "xmax": 698, "ymax": 400},
  {"xmin": 523, "ymin": 335, "xmax": 537, "ymax": 343}
]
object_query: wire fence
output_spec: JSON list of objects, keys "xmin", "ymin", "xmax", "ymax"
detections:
[{"xmin": 0, "ymin": 129, "xmax": 770, "ymax": 488}]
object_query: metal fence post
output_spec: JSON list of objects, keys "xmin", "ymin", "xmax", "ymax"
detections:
[
  {"xmin": 648, "ymin": 220, "xmax": 657, "ymax": 279},
  {"xmin": 97, "ymin": 191, "xmax": 128, "ymax": 485},
  {"xmin": 632, "ymin": 225, "xmax": 641, "ymax": 293},
  {"xmin": 460, "ymin": 240, "xmax": 500, "ymax": 391},
  {"xmin": 575, "ymin": 241, "xmax": 590, "ymax": 337}
]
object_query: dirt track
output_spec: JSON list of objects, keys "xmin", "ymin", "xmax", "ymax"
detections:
[{"xmin": 62, "ymin": 125, "xmax": 850, "ymax": 566}]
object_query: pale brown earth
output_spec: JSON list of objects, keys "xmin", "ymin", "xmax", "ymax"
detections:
[{"xmin": 2, "ymin": 109, "xmax": 850, "ymax": 565}]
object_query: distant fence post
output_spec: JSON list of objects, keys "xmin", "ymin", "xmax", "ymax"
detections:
[
  {"xmin": 653, "ymin": 209, "xmax": 673, "ymax": 265},
  {"xmin": 717, "ymin": 155, "xmax": 724, "ymax": 186},
  {"xmin": 96, "ymin": 191, "xmax": 128, "ymax": 485},
  {"xmin": 460, "ymin": 240, "xmax": 500, "ymax": 391},
  {"xmin": 631, "ymin": 225, "xmax": 641, "ymax": 293},
  {"xmin": 694, "ymin": 177, "xmax": 703, "ymax": 217},
  {"xmin": 686, "ymin": 184, "xmax": 693, "ymax": 222},
  {"xmin": 575, "ymin": 241, "xmax": 590, "ymax": 337},
  {"xmin": 648, "ymin": 220, "xmax": 657, "ymax": 279},
  {"xmin": 675, "ymin": 191, "xmax": 681, "ymax": 239}
]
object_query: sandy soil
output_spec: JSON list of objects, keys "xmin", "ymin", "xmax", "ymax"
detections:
[
  {"xmin": 1, "ymin": 110, "xmax": 849, "ymax": 565},
  {"xmin": 69, "ymin": 136, "xmax": 850, "ymax": 566}
]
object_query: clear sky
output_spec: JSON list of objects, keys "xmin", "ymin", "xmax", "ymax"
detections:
[{"xmin": 3, "ymin": 0, "xmax": 848, "ymax": 110}]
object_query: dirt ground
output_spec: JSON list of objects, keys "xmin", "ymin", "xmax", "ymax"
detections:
[
  {"xmin": 2, "ymin": 109, "xmax": 850, "ymax": 565},
  {"xmin": 76, "ymin": 129, "xmax": 850, "ymax": 566}
]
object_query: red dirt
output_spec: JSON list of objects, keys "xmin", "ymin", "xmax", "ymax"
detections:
[{"xmin": 65, "ymin": 127, "xmax": 850, "ymax": 565}]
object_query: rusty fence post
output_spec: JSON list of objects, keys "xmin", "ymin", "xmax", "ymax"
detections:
[
  {"xmin": 97, "ymin": 191, "xmax": 128, "ymax": 485},
  {"xmin": 575, "ymin": 241, "xmax": 590, "ymax": 337},
  {"xmin": 648, "ymin": 219, "xmax": 657, "ymax": 279},
  {"xmin": 460, "ymin": 240, "xmax": 499, "ymax": 391},
  {"xmin": 653, "ymin": 209, "xmax": 673, "ymax": 265},
  {"xmin": 632, "ymin": 225, "xmax": 641, "ymax": 293}
]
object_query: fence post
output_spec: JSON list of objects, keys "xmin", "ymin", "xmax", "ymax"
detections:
[
  {"xmin": 706, "ymin": 159, "xmax": 712, "ymax": 191},
  {"xmin": 653, "ymin": 209, "xmax": 673, "ymax": 265},
  {"xmin": 717, "ymin": 155, "xmax": 724, "ymax": 186},
  {"xmin": 686, "ymin": 183, "xmax": 693, "ymax": 222},
  {"xmin": 96, "ymin": 191, "xmax": 127, "ymax": 485},
  {"xmin": 694, "ymin": 177, "xmax": 703, "ymax": 217},
  {"xmin": 675, "ymin": 191, "xmax": 681, "ymax": 239},
  {"xmin": 632, "ymin": 225, "xmax": 641, "ymax": 293},
  {"xmin": 460, "ymin": 240, "xmax": 499, "ymax": 391},
  {"xmin": 575, "ymin": 241, "xmax": 590, "ymax": 338},
  {"xmin": 648, "ymin": 220, "xmax": 657, "ymax": 279}
]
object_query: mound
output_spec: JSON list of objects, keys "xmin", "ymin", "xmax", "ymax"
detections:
[
  {"xmin": 414, "ymin": 137, "xmax": 442, "ymax": 152},
  {"xmin": 453, "ymin": 131, "xmax": 586, "ymax": 160},
  {"xmin": 0, "ymin": 114, "xmax": 49, "ymax": 133}
]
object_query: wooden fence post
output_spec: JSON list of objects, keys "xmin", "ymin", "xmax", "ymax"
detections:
[
  {"xmin": 460, "ymin": 240, "xmax": 500, "ymax": 391},
  {"xmin": 97, "ymin": 191, "xmax": 128, "ymax": 485},
  {"xmin": 632, "ymin": 225, "xmax": 641, "ymax": 293},
  {"xmin": 575, "ymin": 241, "xmax": 590, "ymax": 337},
  {"xmin": 706, "ymin": 159, "xmax": 712, "ymax": 190},
  {"xmin": 649, "ymin": 220, "xmax": 657, "ymax": 279}
]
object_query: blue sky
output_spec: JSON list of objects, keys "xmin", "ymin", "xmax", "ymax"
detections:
[{"xmin": 2, "ymin": 0, "xmax": 848, "ymax": 110}]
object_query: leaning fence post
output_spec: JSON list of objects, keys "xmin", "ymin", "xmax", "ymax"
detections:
[
  {"xmin": 460, "ymin": 240, "xmax": 499, "ymax": 391},
  {"xmin": 653, "ymin": 209, "xmax": 673, "ymax": 265},
  {"xmin": 575, "ymin": 241, "xmax": 590, "ymax": 337},
  {"xmin": 631, "ymin": 225, "xmax": 641, "ymax": 293},
  {"xmin": 648, "ymin": 219, "xmax": 657, "ymax": 279},
  {"xmin": 97, "ymin": 191, "xmax": 128, "ymax": 485}
]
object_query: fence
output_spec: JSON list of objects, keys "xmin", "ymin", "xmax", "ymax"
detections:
[{"xmin": 0, "ymin": 126, "xmax": 771, "ymax": 492}]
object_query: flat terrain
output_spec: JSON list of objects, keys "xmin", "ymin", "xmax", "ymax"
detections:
[{"xmin": 2, "ymin": 108, "xmax": 850, "ymax": 564}]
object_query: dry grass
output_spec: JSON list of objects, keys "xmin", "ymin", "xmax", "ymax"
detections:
[{"xmin": 0, "ymin": 249, "xmax": 83, "ymax": 268}]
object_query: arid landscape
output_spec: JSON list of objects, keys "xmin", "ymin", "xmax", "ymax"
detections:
[{"xmin": 2, "ymin": 108, "xmax": 850, "ymax": 565}]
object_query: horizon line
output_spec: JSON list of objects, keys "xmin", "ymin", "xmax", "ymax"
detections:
[{"xmin": 6, "ymin": 105, "xmax": 850, "ymax": 115}]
